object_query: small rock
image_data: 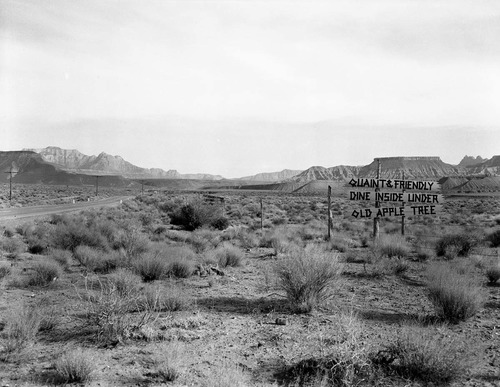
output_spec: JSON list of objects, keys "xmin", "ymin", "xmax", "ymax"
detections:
[{"xmin": 275, "ymin": 317, "xmax": 287, "ymax": 326}]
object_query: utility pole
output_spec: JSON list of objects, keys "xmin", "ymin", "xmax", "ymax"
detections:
[
  {"xmin": 401, "ymin": 171, "xmax": 406, "ymax": 236},
  {"xmin": 94, "ymin": 175, "xmax": 99, "ymax": 197},
  {"xmin": 327, "ymin": 185, "xmax": 332, "ymax": 240},
  {"xmin": 373, "ymin": 159, "xmax": 381, "ymax": 239}
]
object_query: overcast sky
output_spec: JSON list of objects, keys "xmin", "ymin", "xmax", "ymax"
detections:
[{"xmin": 1, "ymin": 0, "xmax": 499, "ymax": 177}]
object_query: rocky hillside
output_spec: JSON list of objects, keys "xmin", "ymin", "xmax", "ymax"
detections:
[
  {"xmin": 293, "ymin": 157, "xmax": 464, "ymax": 182},
  {"xmin": 465, "ymin": 155, "xmax": 500, "ymax": 176},
  {"xmin": 458, "ymin": 155, "xmax": 487, "ymax": 167},
  {"xmin": 26, "ymin": 147, "xmax": 224, "ymax": 180},
  {"xmin": 1, "ymin": 151, "xmax": 134, "ymax": 187},
  {"xmin": 293, "ymin": 165, "xmax": 360, "ymax": 182},
  {"xmin": 237, "ymin": 169, "xmax": 302, "ymax": 182}
]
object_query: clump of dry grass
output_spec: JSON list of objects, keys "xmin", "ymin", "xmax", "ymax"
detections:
[
  {"xmin": 373, "ymin": 234, "xmax": 410, "ymax": 258},
  {"xmin": 426, "ymin": 262, "xmax": 485, "ymax": 323},
  {"xmin": 0, "ymin": 303, "xmax": 41, "ymax": 361},
  {"xmin": 202, "ymin": 362, "xmax": 250, "ymax": 387},
  {"xmin": 26, "ymin": 259, "xmax": 62, "ymax": 286},
  {"xmin": 207, "ymin": 243, "xmax": 244, "ymax": 268},
  {"xmin": 149, "ymin": 341, "xmax": 186, "ymax": 382},
  {"xmin": 485, "ymin": 264, "xmax": 500, "ymax": 284},
  {"xmin": 280, "ymin": 311, "xmax": 373, "ymax": 386},
  {"xmin": 53, "ymin": 347, "xmax": 95, "ymax": 384},
  {"xmin": 377, "ymin": 325, "xmax": 469, "ymax": 384},
  {"xmin": 274, "ymin": 244, "xmax": 343, "ymax": 313}
]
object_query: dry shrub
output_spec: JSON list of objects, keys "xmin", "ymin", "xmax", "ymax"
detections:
[
  {"xmin": 48, "ymin": 248, "xmax": 72, "ymax": 269},
  {"xmin": 114, "ymin": 228, "xmax": 150, "ymax": 259},
  {"xmin": 485, "ymin": 265, "xmax": 500, "ymax": 284},
  {"xmin": 77, "ymin": 275, "xmax": 154, "ymax": 343},
  {"xmin": 53, "ymin": 347, "xmax": 94, "ymax": 384},
  {"xmin": 73, "ymin": 245, "xmax": 119, "ymax": 274},
  {"xmin": 202, "ymin": 362, "xmax": 249, "ymax": 387},
  {"xmin": 373, "ymin": 234, "xmax": 410, "ymax": 258},
  {"xmin": 426, "ymin": 262, "xmax": 484, "ymax": 323},
  {"xmin": 378, "ymin": 325, "xmax": 469, "ymax": 384},
  {"xmin": 149, "ymin": 341, "xmax": 186, "ymax": 382},
  {"xmin": 0, "ymin": 236, "xmax": 24, "ymax": 258},
  {"xmin": 107, "ymin": 268, "xmax": 143, "ymax": 297},
  {"xmin": 26, "ymin": 259, "xmax": 62, "ymax": 286},
  {"xmin": 0, "ymin": 264, "xmax": 11, "ymax": 280},
  {"xmin": 141, "ymin": 284, "xmax": 190, "ymax": 312},
  {"xmin": 274, "ymin": 244, "xmax": 343, "ymax": 313},
  {"xmin": 280, "ymin": 311, "xmax": 372, "ymax": 386},
  {"xmin": 170, "ymin": 200, "xmax": 228, "ymax": 231},
  {"xmin": 51, "ymin": 221, "xmax": 109, "ymax": 252},
  {"xmin": 435, "ymin": 233, "xmax": 479, "ymax": 258},
  {"xmin": 486, "ymin": 229, "xmax": 500, "ymax": 247},
  {"xmin": 207, "ymin": 243, "xmax": 244, "ymax": 268},
  {"xmin": 0, "ymin": 303, "xmax": 41, "ymax": 360}
]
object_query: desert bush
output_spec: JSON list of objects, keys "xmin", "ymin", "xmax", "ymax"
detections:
[
  {"xmin": 51, "ymin": 221, "xmax": 109, "ymax": 252},
  {"xmin": 435, "ymin": 233, "xmax": 479, "ymax": 258},
  {"xmin": 485, "ymin": 265, "xmax": 500, "ymax": 284},
  {"xmin": 274, "ymin": 244, "xmax": 343, "ymax": 313},
  {"xmin": 107, "ymin": 268, "xmax": 143, "ymax": 297},
  {"xmin": 26, "ymin": 234, "xmax": 49, "ymax": 254},
  {"xmin": 0, "ymin": 304, "xmax": 41, "ymax": 360},
  {"xmin": 141, "ymin": 284, "xmax": 189, "ymax": 312},
  {"xmin": 3, "ymin": 227, "xmax": 14, "ymax": 238},
  {"xmin": 77, "ymin": 275, "xmax": 153, "ymax": 343},
  {"xmin": 0, "ymin": 264, "xmax": 11, "ymax": 280},
  {"xmin": 134, "ymin": 251, "xmax": 168, "ymax": 282},
  {"xmin": 48, "ymin": 248, "xmax": 72, "ymax": 269},
  {"xmin": 202, "ymin": 362, "xmax": 249, "ymax": 387},
  {"xmin": 149, "ymin": 341, "xmax": 185, "ymax": 382},
  {"xmin": 378, "ymin": 325, "xmax": 468, "ymax": 384},
  {"xmin": 26, "ymin": 259, "xmax": 62, "ymax": 287},
  {"xmin": 426, "ymin": 263, "xmax": 484, "ymax": 323},
  {"xmin": 207, "ymin": 243, "xmax": 244, "ymax": 268},
  {"xmin": 373, "ymin": 234, "xmax": 410, "ymax": 258},
  {"xmin": 73, "ymin": 245, "xmax": 118, "ymax": 273},
  {"xmin": 53, "ymin": 347, "xmax": 94, "ymax": 384},
  {"xmin": 170, "ymin": 200, "xmax": 228, "ymax": 231},
  {"xmin": 0, "ymin": 236, "xmax": 24, "ymax": 258},
  {"xmin": 114, "ymin": 228, "xmax": 150, "ymax": 259},
  {"xmin": 486, "ymin": 229, "xmax": 500, "ymax": 247},
  {"xmin": 281, "ymin": 311, "xmax": 372, "ymax": 386}
]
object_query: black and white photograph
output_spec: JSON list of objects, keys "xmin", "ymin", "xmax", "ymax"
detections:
[{"xmin": 1, "ymin": 1, "xmax": 499, "ymax": 386}]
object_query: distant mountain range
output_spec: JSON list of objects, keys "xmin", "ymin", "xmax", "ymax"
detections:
[
  {"xmin": 2, "ymin": 147, "xmax": 499, "ymax": 192},
  {"xmin": 25, "ymin": 147, "xmax": 224, "ymax": 180}
]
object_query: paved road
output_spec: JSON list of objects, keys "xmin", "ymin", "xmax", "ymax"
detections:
[{"xmin": 0, "ymin": 196, "xmax": 134, "ymax": 222}]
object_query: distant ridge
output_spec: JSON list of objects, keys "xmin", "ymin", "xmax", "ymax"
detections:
[
  {"xmin": 458, "ymin": 155, "xmax": 487, "ymax": 167},
  {"xmin": 237, "ymin": 169, "xmax": 302, "ymax": 182},
  {"xmin": 293, "ymin": 157, "xmax": 464, "ymax": 182},
  {"xmin": 25, "ymin": 146, "xmax": 224, "ymax": 180}
]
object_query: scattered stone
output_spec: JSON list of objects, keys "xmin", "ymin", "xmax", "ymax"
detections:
[{"xmin": 275, "ymin": 317, "xmax": 287, "ymax": 326}]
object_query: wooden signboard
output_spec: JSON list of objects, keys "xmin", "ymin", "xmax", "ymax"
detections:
[
  {"xmin": 348, "ymin": 178, "xmax": 440, "ymax": 191},
  {"xmin": 346, "ymin": 177, "xmax": 443, "ymax": 219},
  {"xmin": 348, "ymin": 191, "xmax": 444, "ymax": 204},
  {"xmin": 350, "ymin": 204, "xmax": 443, "ymax": 219}
]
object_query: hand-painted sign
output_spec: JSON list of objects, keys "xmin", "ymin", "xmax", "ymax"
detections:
[
  {"xmin": 350, "ymin": 204, "xmax": 442, "ymax": 219},
  {"xmin": 348, "ymin": 178, "xmax": 439, "ymax": 191},
  {"xmin": 348, "ymin": 191, "xmax": 444, "ymax": 204}
]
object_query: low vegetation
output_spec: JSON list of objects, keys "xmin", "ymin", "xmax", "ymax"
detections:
[
  {"xmin": 0, "ymin": 189, "xmax": 498, "ymax": 385},
  {"xmin": 274, "ymin": 244, "xmax": 343, "ymax": 313},
  {"xmin": 426, "ymin": 262, "xmax": 484, "ymax": 323}
]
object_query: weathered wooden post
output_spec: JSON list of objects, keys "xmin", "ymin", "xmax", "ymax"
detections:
[
  {"xmin": 260, "ymin": 197, "xmax": 263, "ymax": 231},
  {"xmin": 327, "ymin": 185, "xmax": 332, "ymax": 240},
  {"xmin": 373, "ymin": 159, "xmax": 380, "ymax": 239},
  {"xmin": 401, "ymin": 171, "xmax": 406, "ymax": 236}
]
